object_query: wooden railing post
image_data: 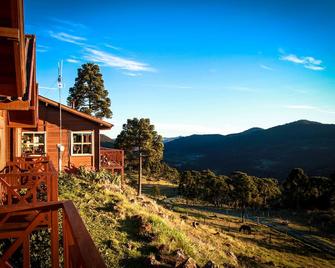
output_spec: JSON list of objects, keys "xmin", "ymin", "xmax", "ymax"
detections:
[
  {"xmin": 51, "ymin": 210, "xmax": 59, "ymax": 268},
  {"xmin": 23, "ymin": 235, "xmax": 30, "ymax": 268}
]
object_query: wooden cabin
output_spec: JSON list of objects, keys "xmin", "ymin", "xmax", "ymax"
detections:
[
  {"xmin": 0, "ymin": 0, "xmax": 38, "ymax": 168},
  {"xmin": 22, "ymin": 95, "xmax": 114, "ymax": 172},
  {"xmin": 0, "ymin": 1, "xmax": 110, "ymax": 266}
]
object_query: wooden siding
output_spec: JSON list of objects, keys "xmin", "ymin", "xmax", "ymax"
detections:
[
  {"xmin": 22, "ymin": 100, "xmax": 104, "ymax": 171},
  {"xmin": 0, "ymin": 111, "xmax": 7, "ymax": 169}
]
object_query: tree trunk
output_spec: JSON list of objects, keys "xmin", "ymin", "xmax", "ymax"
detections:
[{"xmin": 137, "ymin": 153, "xmax": 142, "ymax": 196}]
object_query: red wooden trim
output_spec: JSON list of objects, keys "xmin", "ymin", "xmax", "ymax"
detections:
[
  {"xmin": 38, "ymin": 95, "xmax": 113, "ymax": 129},
  {"xmin": 50, "ymin": 210, "xmax": 59, "ymax": 268},
  {"xmin": 62, "ymin": 201, "xmax": 107, "ymax": 268},
  {"xmin": 0, "ymin": 27, "xmax": 19, "ymax": 39}
]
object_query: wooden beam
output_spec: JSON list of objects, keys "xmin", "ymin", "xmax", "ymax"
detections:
[
  {"xmin": 11, "ymin": 0, "xmax": 26, "ymax": 98},
  {"xmin": 0, "ymin": 27, "xmax": 19, "ymax": 39},
  {"xmin": 0, "ymin": 100, "xmax": 30, "ymax": 110},
  {"xmin": 0, "ymin": 84, "xmax": 16, "ymax": 96}
]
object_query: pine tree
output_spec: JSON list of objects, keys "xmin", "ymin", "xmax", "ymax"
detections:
[
  {"xmin": 67, "ymin": 63, "xmax": 112, "ymax": 118},
  {"xmin": 114, "ymin": 118, "xmax": 164, "ymax": 173}
]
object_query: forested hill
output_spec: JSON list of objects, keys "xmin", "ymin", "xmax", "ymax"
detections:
[{"xmin": 164, "ymin": 120, "xmax": 335, "ymax": 180}]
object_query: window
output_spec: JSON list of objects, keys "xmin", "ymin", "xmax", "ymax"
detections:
[
  {"xmin": 71, "ymin": 131, "xmax": 94, "ymax": 155},
  {"xmin": 22, "ymin": 132, "xmax": 46, "ymax": 155}
]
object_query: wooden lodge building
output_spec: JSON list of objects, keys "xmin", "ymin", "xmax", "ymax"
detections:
[
  {"xmin": 0, "ymin": 0, "xmax": 121, "ymax": 266},
  {"xmin": 23, "ymin": 95, "xmax": 113, "ymax": 172}
]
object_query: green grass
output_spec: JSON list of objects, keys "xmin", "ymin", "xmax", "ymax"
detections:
[{"xmin": 59, "ymin": 172, "xmax": 335, "ymax": 268}]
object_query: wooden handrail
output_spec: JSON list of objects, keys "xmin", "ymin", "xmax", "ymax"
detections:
[
  {"xmin": 0, "ymin": 157, "xmax": 58, "ymax": 207},
  {"xmin": 0, "ymin": 27, "xmax": 19, "ymax": 39},
  {"xmin": 0, "ymin": 200, "xmax": 107, "ymax": 268}
]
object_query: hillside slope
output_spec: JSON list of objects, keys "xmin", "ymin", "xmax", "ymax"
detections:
[
  {"xmin": 164, "ymin": 120, "xmax": 335, "ymax": 179},
  {"xmin": 59, "ymin": 171, "xmax": 335, "ymax": 267}
]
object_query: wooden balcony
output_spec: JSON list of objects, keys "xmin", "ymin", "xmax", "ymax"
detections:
[
  {"xmin": 0, "ymin": 156, "xmax": 106, "ymax": 267},
  {"xmin": 0, "ymin": 201, "xmax": 107, "ymax": 267},
  {"xmin": 0, "ymin": 1, "xmax": 39, "ymax": 121},
  {"xmin": 0, "ymin": 0, "xmax": 26, "ymax": 101},
  {"xmin": 0, "ymin": 0, "xmax": 25, "ymax": 100},
  {"xmin": 0, "ymin": 156, "xmax": 58, "ymax": 207},
  {"xmin": 100, "ymin": 148, "xmax": 124, "ymax": 176}
]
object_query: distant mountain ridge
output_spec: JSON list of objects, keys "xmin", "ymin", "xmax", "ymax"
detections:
[
  {"xmin": 164, "ymin": 120, "xmax": 335, "ymax": 180},
  {"xmin": 100, "ymin": 134, "xmax": 114, "ymax": 148}
]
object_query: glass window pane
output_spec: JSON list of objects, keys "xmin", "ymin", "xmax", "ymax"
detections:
[
  {"xmin": 22, "ymin": 133, "xmax": 45, "ymax": 155},
  {"xmin": 35, "ymin": 145, "xmax": 45, "ymax": 154},
  {"xmin": 73, "ymin": 133, "xmax": 82, "ymax": 143},
  {"xmin": 24, "ymin": 145, "xmax": 34, "ymax": 154},
  {"xmin": 22, "ymin": 134, "xmax": 33, "ymax": 143},
  {"xmin": 73, "ymin": 144, "xmax": 82, "ymax": 154},
  {"xmin": 83, "ymin": 133, "xmax": 92, "ymax": 143},
  {"xmin": 83, "ymin": 144, "xmax": 92, "ymax": 154},
  {"xmin": 35, "ymin": 134, "xmax": 45, "ymax": 143}
]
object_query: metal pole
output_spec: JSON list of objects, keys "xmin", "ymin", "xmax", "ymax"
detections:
[
  {"xmin": 137, "ymin": 153, "xmax": 142, "ymax": 196},
  {"xmin": 57, "ymin": 61, "xmax": 63, "ymax": 172}
]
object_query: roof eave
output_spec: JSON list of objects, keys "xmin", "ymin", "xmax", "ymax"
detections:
[{"xmin": 38, "ymin": 95, "xmax": 113, "ymax": 129}]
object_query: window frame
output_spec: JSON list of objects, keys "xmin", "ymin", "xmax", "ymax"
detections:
[
  {"xmin": 21, "ymin": 131, "xmax": 47, "ymax": 156},
  {"xmin": 70, "ymin": 131, "xmax": 94, "ymax": 156}
]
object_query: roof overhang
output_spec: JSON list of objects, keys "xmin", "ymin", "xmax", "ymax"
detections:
[{"xmin": 39, "ymin": 95, "xmax": 113, "ymax": 130}]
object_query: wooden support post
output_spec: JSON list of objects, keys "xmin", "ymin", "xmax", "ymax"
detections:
[
  {"xmin": 51, "ymin": 210, "xmax": 59, "ymax": 268},
  {"xmin": 63, "ymin": 213, "xmax": 69, "ymax": 268},
  {"xmin": 137, "ymin": 153, "xmax": 142, "ymax": 196},
  {"xmin": 23, "ymin": 235, "xmax": 30, "ymax": 268},
  {"xmin": 121, "ymin": 150, "xmax": 125, "ymax": 189}
]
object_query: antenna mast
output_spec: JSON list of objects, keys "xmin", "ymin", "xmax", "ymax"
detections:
[{"xmin": 57, "ymin": 61, "xmax": 64, "ymax": 172}]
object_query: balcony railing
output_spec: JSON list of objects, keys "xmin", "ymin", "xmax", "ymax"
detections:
[
  {"xmin": 0, "ymin": 156, "xmax": 57, "ymax": 207},
  {"xmin": 0, "ymin": 201, "xmax": 107, "ymax": 268},
  {"xmin": 100, "ymin": 148, "xmax": 124, "ymax": 175},
  {"xmin": 0, "ymin": 156, "xmax": 106, "ymax": 267}
]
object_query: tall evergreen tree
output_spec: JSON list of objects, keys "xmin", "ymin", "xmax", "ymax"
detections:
[
  {"xmin": 114, "ymin": 118, "xmax": 164, "ymax": 173},
  {"xmin": 67, "ymin": 63, "xmax": 112, "ymax": 118},
  {"xmin": 282, "ymin": 168, "xmax": 309, "ymax": 209}
]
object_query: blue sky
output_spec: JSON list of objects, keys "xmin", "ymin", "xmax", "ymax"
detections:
[{"xmin": 25, "ymin": 0, "xmax": 335, "ymax": 138}]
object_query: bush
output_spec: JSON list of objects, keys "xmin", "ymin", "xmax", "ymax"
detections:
[{"xmin": 76, "ymin": 166, "xmax": 121, "ymax": 185}]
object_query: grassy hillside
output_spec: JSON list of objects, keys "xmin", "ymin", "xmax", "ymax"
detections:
[{"xmin": 59, "ymin": 171, "xmax": 335, "ymax": 267}]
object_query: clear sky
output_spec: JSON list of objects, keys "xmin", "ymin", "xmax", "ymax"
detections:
[{"xmin": 25, "ymin": 0, "xmax": 335, "ymax": 138}]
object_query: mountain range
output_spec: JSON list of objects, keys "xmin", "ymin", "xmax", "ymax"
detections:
[{"xmin": 164, "ymin": 120, "xmax": 335, "ymax": 180}]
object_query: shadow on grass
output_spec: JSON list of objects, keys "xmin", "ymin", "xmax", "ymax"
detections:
[
  {"xmin": 239, "ymin": 234, "xmax": 335, "ymax": 261},
  {"xmin": 116, "ymin": 216, "xmax": 161, "ymax": 267},
  {"xmin": 237, "ymin": 254, "xmax": 274, "ymax": 268}
]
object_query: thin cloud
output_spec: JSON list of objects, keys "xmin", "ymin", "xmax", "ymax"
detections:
[
  {"xmin": 304, "ymin": 65, "xmax": 324, "ymax": 71},
  {"xmin": 280, "ymin": 52, "xmax": 325, "ymax": 71},
  {"xmin": 123, "ymin": 72, "xmax": 142, "ymax": 77},
  {"xmin": 66, "ymin": 58, "xmax": 80, "ymax": 64},
  {"xmin": 50, "ymin": 18, "xmax": 87, "ymax": 29},
  {"xmin": 49, "ymin": 31, "xmax": 86, "ymax": 45},
  {"xmin": 36, "ymin": 45, "xmax": 49, "ymax": 53},
  {"xmin": 84, "ymin": 48, "xmax": 155, "ymax": 72},
  {"xmin": 285, "ymin": 105, "xmax": 335, "ymax": 114},
  {"xmin": 105, "ymin": 44, "xmax": 122, "ymax": 51},
  {"xmin": 260, "ymin": 64, "xmax": 274, "ymax": 71}
]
